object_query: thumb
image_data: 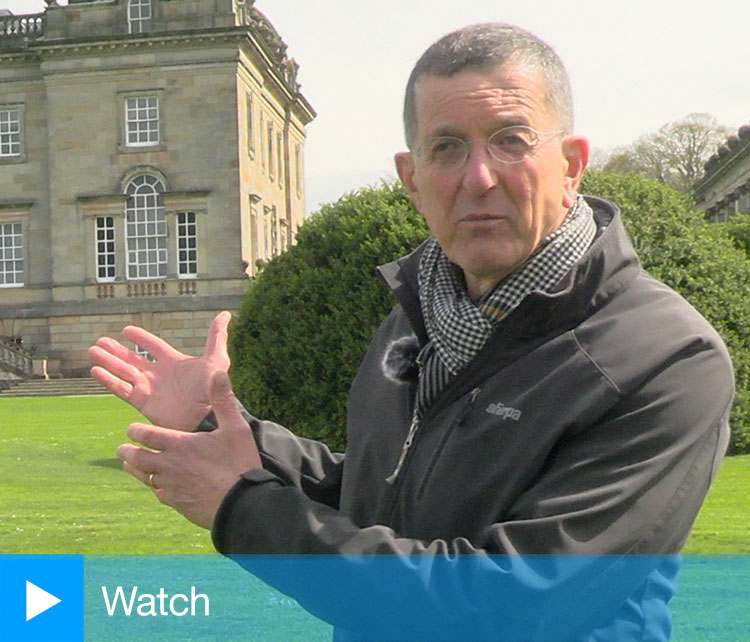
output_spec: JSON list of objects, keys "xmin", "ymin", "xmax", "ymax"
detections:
[
  {"xmin": 204, "ymin": 311, "xmax": 231, "ymax": 365},
  {"xmin": 209, "ymin": 371, "xmax": 246, "ymax": 431}
]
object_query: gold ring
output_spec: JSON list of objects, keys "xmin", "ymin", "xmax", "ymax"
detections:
[{"xmin": 148, "ymin": 473, "xmax": 157, "ymax": 490}]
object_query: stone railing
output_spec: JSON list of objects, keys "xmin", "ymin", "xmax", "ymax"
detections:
[
  {"xmin": 92, "ymin": 279, "xmax": 200, "ymax": 300},
  {"xmin": 0, "ymin": 12, "xmax": 45, "ymax": 42},
  {"xmin": 0, "ymin": 338, "xmax": 33, "ymax": 378}
]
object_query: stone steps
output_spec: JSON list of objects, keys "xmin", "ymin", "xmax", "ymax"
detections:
[{"xmin": 0, "ymin": 377, "xmax": 110, "ymax": 398}]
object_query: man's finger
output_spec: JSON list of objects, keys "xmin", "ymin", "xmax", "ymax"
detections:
[
  {"xmin": 89, "ymin": 345, "xmax": 143, "ymax": 385},
  {"xmin": 204, "ymin": 311, "xmax": 232, "ymax": 362},
  {"xmin": 126, "ymin": 422, "xmax": 176, "ymax": 451},
  {"xmin": 122, "ymin": 325, "xmax": 181, "ymax": 362},
  {"xmin": 209, "ymin": 371, "xmax": 246, "ymax": 430},
  {"xmin": 90, "ymin": 365, "xmax": 134, "ymax": 401},
  {"xmin": 91, "ymin": 336, "xmax": 149, "ymax": 370},
  {"xmin": 117, "ymin": 442, "xmax": 161, "ymax": 472}
]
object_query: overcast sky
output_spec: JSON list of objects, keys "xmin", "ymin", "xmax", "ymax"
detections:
[{"xmin": 5, "ymin": 0, "xmax": 750, "ymax": 213}]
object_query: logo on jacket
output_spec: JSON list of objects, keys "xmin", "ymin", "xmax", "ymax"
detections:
[{"xmin": 486, "ymin": 402, "xmax": 522, "ymax": 421}]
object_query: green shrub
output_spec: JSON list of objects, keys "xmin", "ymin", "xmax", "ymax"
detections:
[
  {"xmin": 229, "ymin": 183, "xmax": 428, "ymax": 451},
  {"xmin": 581, "ymin": 170, "xmax": 750, "ymax": 452},
  {"xmin": 230, "ymin": 173, "xmax": 750, "ymax": 453}
]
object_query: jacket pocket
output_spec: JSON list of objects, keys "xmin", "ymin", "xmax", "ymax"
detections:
[{"xmin": 416, "ymin": 388, "xmax": 481, "ymax": 500}]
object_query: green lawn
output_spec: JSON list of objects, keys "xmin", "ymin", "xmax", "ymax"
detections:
[
  {"xmin": 0, "ymin": 395, "xmax": 214, "ymax": 554},
  {"xmin": 0, "ymin": 394, "xmax": 748, "ymax": 554}
]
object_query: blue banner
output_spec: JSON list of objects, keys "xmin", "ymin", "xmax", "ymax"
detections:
[{"xmin": 0, "ymin": 555, "xmax": 747, "ymax": 641}]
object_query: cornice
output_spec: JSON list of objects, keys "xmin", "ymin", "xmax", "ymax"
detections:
[{"xmin": 695, "ymin": 142, "xmax": 750, "ymax": 199}]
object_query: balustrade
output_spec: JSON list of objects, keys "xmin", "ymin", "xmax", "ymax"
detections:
[
  {"xmin": 0, "ymin": 13, "xmax": 45, "ymax": 41},
  {"xmin": 0, "ymin": 339, "xmax": 33, "ymax": 377}
]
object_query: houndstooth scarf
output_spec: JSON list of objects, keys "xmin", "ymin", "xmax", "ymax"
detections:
[{"xmin": 415, "ymin": 195, "xmax": 596, "ymax": 418}]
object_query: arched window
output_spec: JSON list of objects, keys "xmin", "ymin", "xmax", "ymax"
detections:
[
  {"xmin": 125, "ymin": 174, "xmax": 167, "ymax": 279},
  {"xmin": 128, "ymin": 0, "xmax": 151, "ymax": 35}
]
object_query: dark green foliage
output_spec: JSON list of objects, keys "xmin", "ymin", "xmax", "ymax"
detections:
[
  {"xmin": 716, "ymin": 212, "xmax": 750, "ymax": 256},
  {"xmin": 581, "ymin": 170, "xmax": 750, "ymax": 453},
  {"xmin": 230, "ymin": 173, "xmax": 750, "ymax": 454},
  {"xmin": 229, "ymin": 183, "xmax": 428, "ymax": 451}
]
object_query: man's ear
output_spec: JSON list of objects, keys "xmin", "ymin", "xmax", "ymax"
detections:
[
  {"xmin": 561, "ymin": 135, "xmax": 590, "ymax": 209},
  {"xmin": 395, "ymin": 151, "xmax": 422, "ymax": 212}
]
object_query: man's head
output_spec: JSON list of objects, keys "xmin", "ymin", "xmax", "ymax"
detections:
[
  {"xmin": 403, "ymin": 23, "xmax": 573, "ymax": 150},
  {"xmin": 395, "ymin": 23, "xmax": 589, "ymax": 299}
]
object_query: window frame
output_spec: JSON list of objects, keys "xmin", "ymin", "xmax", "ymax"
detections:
[
  {"xmin": 0, "ymin": 221, "xmax": 25, "ymax": 288},
  {"xmin": 125, "ymin": 94, "xmax": 160, "ymax": 148},
  {"xmin": 176, "ymin": 211, "xmax": 198, "ymax": 278},
  {"xmin": 128, "ymin": 0, "xmax": 152, "ymax": 35},
  {"xmin": 246, "ymin": 92, "xmax": 256, "ymax": 158},
  {"xmin": 0, "ymin": 104, "xmax": 25, "ymax": 164},
  {"xmin": 125, "ymin": 174, "xmax": 168, "ymax": 280},
  {"xmin": 95, "ymin": 216, "xmax": 117, "ymax": 283},
  {"xmin": 267, "ymin": 121, "xmax": 275, "ymax": 181}
]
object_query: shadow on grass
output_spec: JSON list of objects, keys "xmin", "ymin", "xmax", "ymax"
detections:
[{"xmin": 88, "ymin": 457, "xmax": 124, "ymax": 470}]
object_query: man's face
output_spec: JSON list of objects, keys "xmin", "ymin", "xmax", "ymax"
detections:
[{"xmin": 396, "ymin": 65, "xmax": 588, "ymax": 298}]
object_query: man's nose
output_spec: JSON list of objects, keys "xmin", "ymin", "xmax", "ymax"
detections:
[{"xmin": 460, "ymin": 143, "xmax": 500, "ymax": 194}]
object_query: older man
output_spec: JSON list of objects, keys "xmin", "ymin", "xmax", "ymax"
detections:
[{"xmin": 91, "ymin": 23, "xmax": 733, "ymax": 641}]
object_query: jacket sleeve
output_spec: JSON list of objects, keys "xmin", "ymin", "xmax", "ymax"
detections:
[
  {"xmin": 210, "ymin": 335, "xmax": 734, "ymax": 641},
  {"xmin": 197, "ymin": 408, "xmax": 344, "ymax": 509}
]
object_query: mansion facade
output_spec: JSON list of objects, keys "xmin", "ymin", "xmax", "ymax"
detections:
[
  {"xmin": 695, "ymin": 123, "xmax": 750, "ymax": 222},
  {"xmin": 0, "ymin": 0, "xmax": 315, "ymax": 378}
]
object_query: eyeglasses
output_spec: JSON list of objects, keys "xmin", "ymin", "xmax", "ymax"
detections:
[{"xmin": 416, "ymin": 125, "xmax": 566, "ymax": 171}]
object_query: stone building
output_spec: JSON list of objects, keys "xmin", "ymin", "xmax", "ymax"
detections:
[
  {"xmin": 0, "ymin": 0, "xmax": 315, "ymax": 379},
  {"xmin": 695, "ymin": 123, "xmax": 750, "ymax": 222}
]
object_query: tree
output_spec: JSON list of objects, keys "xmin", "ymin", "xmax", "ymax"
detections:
[
  {"xmin": 602, "ymin": 113, "xmax": 731, "ymax": 192},
  {"xmin": 229, "ymin": 183, "xmax": 429, "ymax": 451}
]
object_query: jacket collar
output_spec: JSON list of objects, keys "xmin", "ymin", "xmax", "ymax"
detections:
[{"xmin": 377, "ymin": 195, "xmax": 641, "ymax": 344}]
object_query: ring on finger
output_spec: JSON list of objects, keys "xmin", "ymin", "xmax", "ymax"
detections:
[{"xmin": 148, "ymin": 472, "xmax": 158, "ymax": 490}]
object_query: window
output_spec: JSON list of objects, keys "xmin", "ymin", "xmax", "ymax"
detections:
[
  {"xmin": 295, "ymin": 144, "xmax": 303, "ymax": 198},
  {"xmin": 0, "ymin": 108, "xmax": 21, "ymax": 157},
  {"xmin": 271, "ymin": 208, "xmax": 278, "ymax": 255},
  {"xmin": 268, "ymin": 121, "xmax": 275, "ymax": 180},
  {"xmin": 96, "ymin": 217, "xmax": 116, "ymax": 282},
  {"xmin": 277, "ymin": 132, "xmax": 284, "ymax": 187},
  {"xmin": 259, "ymin": 112, "xmax": 266, "ymax": 171},
  {"xmin": 125, "ymin": 96, "xmax": 159, "ymax": 147},
  {"xmin": 125, "ymin": 175, "xmax": 167, "ymax": 279},
  {"xmin": 246, "ymin": 92, "xmax": 255, "ymax": 157},
  {"xmin": 177, "ymin": 212, "xmax": 198, "ymax": 277},
  {"xmin": 128, "ymin": 0, "xmax": 151, "ymax": 34},
  {"xmin": 0, "ymin": 222, "xmax": 23, "ymax": 287}
]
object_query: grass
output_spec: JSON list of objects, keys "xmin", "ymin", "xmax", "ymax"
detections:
[
  {"xmin": 683, "ymin": 454, "xmax": 750, "ymax": 554},
  {"xmin": 1, "ymin": 394, "xmax": 747, "ymax": 554},
  {"xmin": 0, "ymin": 395, "xmax": 215, "ymax": 554}
]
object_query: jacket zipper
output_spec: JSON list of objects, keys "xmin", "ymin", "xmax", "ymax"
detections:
[
  {"xmin": 384, "ymin": 387, "xmax": 481, "ymax": 486},
  {"xmin": 415, "ymin": 387, "xmax": 481, "ymax": 499}
]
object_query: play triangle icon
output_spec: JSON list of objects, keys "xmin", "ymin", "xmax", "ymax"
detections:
[{"xmin": 26, "ymin": 580, "xmax": 62, "ymax": 621}]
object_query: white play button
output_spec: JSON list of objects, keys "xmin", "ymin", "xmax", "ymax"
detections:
[{"xmin": 26, "ymin": 580, "xmax": 62, "ymax": 621}]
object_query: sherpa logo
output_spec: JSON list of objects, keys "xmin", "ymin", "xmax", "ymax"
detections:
[{"xmin": 486, "ymin": 402, "xmax": 522, "ymax": 421}]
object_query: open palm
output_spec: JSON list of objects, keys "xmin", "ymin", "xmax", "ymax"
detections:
[{"xmin": 89, "ymin": 311, "xmax": 232, "ymax": 431}]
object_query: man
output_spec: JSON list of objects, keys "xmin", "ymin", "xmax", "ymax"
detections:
[{"xmin": 90, "ymin": 23, "xmax": 734, "ymax": 641}]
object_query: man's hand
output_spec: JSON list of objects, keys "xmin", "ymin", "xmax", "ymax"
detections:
[
  {"xmin": 117, "ymin": 371, "xmax": 262, "ymax": 529},
  {"xmin": 89, "ymin": 311, "xmax": 232, "ymax": 431}
]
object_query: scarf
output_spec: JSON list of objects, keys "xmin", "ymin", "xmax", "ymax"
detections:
[{"xmin": 415, "ymin": 195, "xmax": 596, "ymax": 418}]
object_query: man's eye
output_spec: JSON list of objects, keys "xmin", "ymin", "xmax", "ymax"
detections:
[
  {"xmin": 427, "ymin": 138, "xmax": 463, "ymax": 159},
  {"xmin": 494, "ymin": 133, "xmax": 528, "ymax": 148}
]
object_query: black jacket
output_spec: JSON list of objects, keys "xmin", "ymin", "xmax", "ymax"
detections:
[{"xmin": 212, "ymin": 196, "xmax": 734, "ymax": 641}]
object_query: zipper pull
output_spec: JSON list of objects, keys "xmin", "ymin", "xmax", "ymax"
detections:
[
  {"xmin": 458, "ymin": 387, "xmax": 482, "ymax": 425},
  {"xmin": 385, "ymin": 416, "xmax": 419, "ymax": 485}
]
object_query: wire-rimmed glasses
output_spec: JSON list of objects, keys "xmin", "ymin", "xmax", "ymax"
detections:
[{"xmin": 416, "ymin": 125, "xmax": 566, "ymax": 172}]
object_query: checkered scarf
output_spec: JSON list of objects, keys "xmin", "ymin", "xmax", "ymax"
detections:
[{"xmin": 415, "ymin": 195, "xmax": 596, "ymax": 418}]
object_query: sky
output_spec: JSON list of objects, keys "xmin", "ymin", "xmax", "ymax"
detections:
[{"xmin": 4, "ymin": 0, "xmax": 750, "ymax": 213}]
